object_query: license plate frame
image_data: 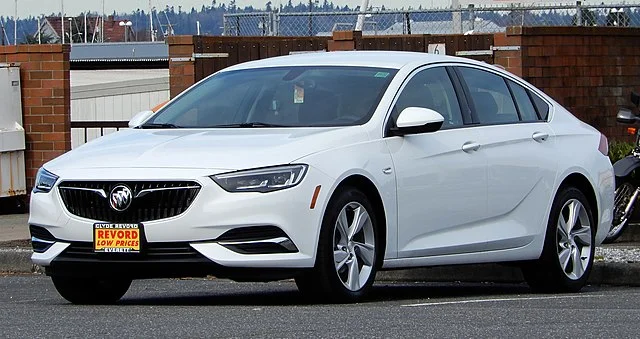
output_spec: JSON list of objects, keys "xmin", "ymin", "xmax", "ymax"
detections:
[{"xmin": 93, "ymin": 223, "xmax": 142, "ymax": 253}]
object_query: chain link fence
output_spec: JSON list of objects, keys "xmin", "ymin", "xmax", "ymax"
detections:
[{"xmin": 223, "ymin": 3, "xmax": 640, "ymax": 37}]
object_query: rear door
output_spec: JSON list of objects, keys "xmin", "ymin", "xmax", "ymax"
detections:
[{"xmin": 454, "ymin": 66, "xmax": 558, "ymax": 250}]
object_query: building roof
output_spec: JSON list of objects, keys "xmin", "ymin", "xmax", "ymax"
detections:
[{"xmin": 70, "ymin": 42, "xmax": 168, "ymax": 63}]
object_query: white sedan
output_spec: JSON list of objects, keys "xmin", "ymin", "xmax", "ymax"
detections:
[{"xmin": 29, "ymin": 51, "xmax": 614, "ymax": 304}]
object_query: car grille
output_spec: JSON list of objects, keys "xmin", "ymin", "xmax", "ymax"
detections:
[
  {"xmin": 58, "ymin": 181, "xmax": 201, "ymax": 222},
  {"xmin": 59, "ymin": 241, "xmax": 202, "ymax": 261}
]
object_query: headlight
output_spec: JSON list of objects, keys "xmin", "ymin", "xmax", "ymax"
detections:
[
  {"xmin": 211, "ymin": 165, "xmax": 308, "ymax": 193},
  {"xmin": 33, "ymin": 167, "xmax": 59, "ymax": 193}
]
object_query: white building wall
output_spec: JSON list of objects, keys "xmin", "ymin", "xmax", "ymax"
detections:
[{"xmin": 70, "ymin": 70, "xmax": 169, "ymax": 148}]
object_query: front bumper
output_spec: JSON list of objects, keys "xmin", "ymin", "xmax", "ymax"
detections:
[{"xmin": 29, "ymin": 166, "xmax": 334, "ymax": 274}]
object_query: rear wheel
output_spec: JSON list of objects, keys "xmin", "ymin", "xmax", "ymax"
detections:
[
  {"xmin": 52, "ymin": 276, "xmax": 131, "ymax": 304},
  {"xmin": 295, "ymin": 187, "xmax": 379, "ymax": 303},
  {"xmin": 604, "ymin": 182, "xmax": 636, "ymax": 243},
  {"xmin": 522, "ymin": 187, "xmax": 595, "ymax": 293}
]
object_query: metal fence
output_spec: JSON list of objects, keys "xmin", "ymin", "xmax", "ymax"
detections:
[{"xmin": 223, "ymin": 3, "xmax": 640, "ymax": 37}]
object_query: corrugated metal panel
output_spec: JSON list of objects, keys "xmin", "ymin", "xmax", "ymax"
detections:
[
  {"xmin": 0, "ymin": 151, "xmax": 26, "ymax": 198},
  {"xmin": 70, "ymin": 42, "xmax": 169, "ymax": 62}
]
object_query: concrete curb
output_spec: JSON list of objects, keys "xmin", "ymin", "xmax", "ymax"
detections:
[
  {"xmin": 0, "ymin": 248, "xmax": 41, "ymax": 274},
  {"xmin": 377, "ymin": 261, "xmax": 640, "ymax": 286},
  {"xmin": 1, "ymin": 247, "xmax": 638, "ymax": 286}
]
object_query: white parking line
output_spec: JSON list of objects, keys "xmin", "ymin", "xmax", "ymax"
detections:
[{"xmin": 401, "ymin": 294, "xmax": 608, "ymax": 307}]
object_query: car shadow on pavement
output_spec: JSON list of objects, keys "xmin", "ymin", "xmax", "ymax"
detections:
[{"xmin": 116, "ymin": 281, "xmax": 534, "ymax": 306}]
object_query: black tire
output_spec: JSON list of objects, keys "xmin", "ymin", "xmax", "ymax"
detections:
[
  {"xmin": 52, "ymin": 276, "xmax": 131, "ymax": 304},
  {"xmin": 603, "ymin": 181, "xmax": 635, "ymax": 244},
  {"xmin": 522, "ymin": 186, "xmax": 595, "ymax": 293},
  {"xmin": 295, "ymin": 187, "xmax": 380, "ymax": 303}
]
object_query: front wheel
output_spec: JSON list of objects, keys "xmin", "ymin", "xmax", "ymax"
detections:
[
  {"xmin": 603, "ymin": 182, "xmax": 637, "ymax": 243},
  {"xmin": 52, "ymin": 276, "xmax": 131, "ymax": 304},
  {"xmin": 296, "ymin": 187, "xmax": 379, "ymax": 303},
  {"xmin": 522, "ymin": 187, "xmax": 595, "ymax": 293}
]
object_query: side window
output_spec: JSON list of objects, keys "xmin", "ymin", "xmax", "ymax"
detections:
[
  {"xmin": 393, "ymin": 67, "xmax": 463, "ymax": 129},
  {"xmin": 458, "ymin": 67, "xmax": 519, "ymax": 124},
  {"xmin": 530, "ymin": 91, "xmax": 550, "ymax": 120},
  {"xmin": 508, "ymin": 80, "xmax": 539, "ymax": 122}
]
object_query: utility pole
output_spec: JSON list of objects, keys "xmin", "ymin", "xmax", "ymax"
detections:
[
  {"xmin": 355, "ymin": 0, "xmax": 370, "ymax": 31},
  {"xmin": 101, "ymin": 0, "xmax": 104, "ymax": 42},
  {"xmin": 14, "ymin": 0, "xmax": 17, "ymax": 45},
  {"xmin": 84, "ymin": 13, "xmax": 87, "ymax": 43},
  {"xmin": 61, "ymin": 0, "xmax": 65, "ymax": 44},
  {"xmin": 149, "ymin": 0, "xmax": 154, "ymax": 42}
]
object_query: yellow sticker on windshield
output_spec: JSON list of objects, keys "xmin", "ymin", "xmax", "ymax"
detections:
[{"xmin": 294, "ymin": 84, "xmax": 305, "ymax": 104}]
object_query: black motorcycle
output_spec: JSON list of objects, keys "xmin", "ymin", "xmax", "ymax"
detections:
[{"xmin": 606, "ymin": 91, "xmax": 640, "ymax": 243}]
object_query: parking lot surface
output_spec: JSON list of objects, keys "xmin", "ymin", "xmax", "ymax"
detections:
[{"xmin": 1, "ymin": 275, "xmax": 639, "ymax": 337}]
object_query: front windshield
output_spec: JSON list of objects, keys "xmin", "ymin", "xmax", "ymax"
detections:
[{"xmin": 145, "ymin": 66, "xmax": 397, "ymax": 128}]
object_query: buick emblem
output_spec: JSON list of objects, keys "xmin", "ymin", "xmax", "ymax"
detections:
[{"xmin": 109, "ymin": 185, "xmax": 133, "ymax": 211}]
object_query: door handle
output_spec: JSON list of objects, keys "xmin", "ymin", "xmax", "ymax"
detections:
[
  {"xmin": 462, "ymin": 141, "xmax": 481, "ymax": 153},
  {"xmin": 532, "ymin": 132, "xmax": 549, "ymax": 143}
]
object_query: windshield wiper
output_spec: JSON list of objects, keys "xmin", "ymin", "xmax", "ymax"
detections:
[
  {"xmin": 139, "ymin": 123, "xmax": 182, "ymax": 129},
  {"xmin": 210, "ymin": 122, "xmax": 291, "ymax": 128}
]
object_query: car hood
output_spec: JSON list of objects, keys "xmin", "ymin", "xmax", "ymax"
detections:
[{"xmin": 45, "ymin": 127, "xmax": 369, "ymax": 173}]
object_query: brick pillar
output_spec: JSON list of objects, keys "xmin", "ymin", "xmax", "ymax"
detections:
[
  {"xmin": 493, "ymin": 27, "xmax": 525, "ymax": 77},
  {"xmin": 328, "ymin": 31, "xmax": 362, "ymax": 51},
  {"xmin": 0, "ymin": 44, "xmax": 71, "ymax": 191},
  {"xmin": 167, "ymin": 36, "xmax": 196, "ymax": 98}
]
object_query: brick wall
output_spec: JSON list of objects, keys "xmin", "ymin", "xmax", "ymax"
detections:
[
  {"xmin": 496, "ymin": 26, "xmax": 640, "ymax": 141},
  {"xmin": 0, "ymin": 44, "xmax": 71, "ymax": 191},
  {"xmin": 167, "ymin": 36, "xmax": 196, "ymax": 99}
]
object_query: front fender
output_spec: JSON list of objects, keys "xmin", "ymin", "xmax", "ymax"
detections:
[{"xmin": 613, "ymin": 155, "xmax": 640, "ymax": 178}]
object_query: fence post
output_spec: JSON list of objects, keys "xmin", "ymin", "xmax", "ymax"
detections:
[
  {"xmin": 236, "ymin": 16, "xmax": 241, "ymax": 36},
  {"xmin": 222, "ymin": 15, "xmax": 228, "ymax": 36},
  {"xmin": 468, "ymin": 4, "xmax": 475, "ymax": 31},
  {"xmin": 576, "ymin": 1, "xmax": 583, "ymax": 26},
  {"xmin": 405, "ymin": 12, "xmax": 411, "ymax": 35}
]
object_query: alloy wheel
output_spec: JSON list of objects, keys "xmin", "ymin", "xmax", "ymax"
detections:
[
  {"xmin": 556, "ymin": 199, "xmax": 592, "ymax": 280},
  {"xmin": 333, "ymin": 202, "xmax": 375, "ymax": 292}
]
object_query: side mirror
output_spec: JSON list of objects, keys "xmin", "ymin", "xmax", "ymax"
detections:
[
  {"xmin": 617, "ymin": 108, "xmax": 639, "ymax": 124},
  {"xmin": 631, "ymin": 91, "xmax": 640, "ymax": 108},
  {"xmin": 391, "ymin": 107, "xmax": 444, "ymax": 136},
  {"xmin": 128, "ymin": 110, "xmax": 155, "ymax": 128}
]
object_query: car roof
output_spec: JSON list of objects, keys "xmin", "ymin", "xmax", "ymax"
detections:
[{"xmin": 222, "ymin": 50, "xmax": 485, "ymax": 72}]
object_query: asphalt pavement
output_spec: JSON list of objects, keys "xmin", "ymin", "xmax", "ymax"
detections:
[{"xmin": 1, "ymin": 276, "xmax": 639, "ymax": 337}]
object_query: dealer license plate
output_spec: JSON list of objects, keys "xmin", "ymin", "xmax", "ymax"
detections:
[{"xmin": 93, "ymin": 223, "xmax": 141, "ymax": 253}]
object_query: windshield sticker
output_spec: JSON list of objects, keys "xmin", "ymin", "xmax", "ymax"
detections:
[
  {"xmin": 374, "ymin": 72, "xmax": 390, "ymax": 78},
  {"xmin": 294, "ymin": 84, "xmax": 305, "ymax": 104}
]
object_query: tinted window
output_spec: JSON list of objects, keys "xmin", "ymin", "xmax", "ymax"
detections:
[
  {"xmin": 147, "ymin": 66, "xmax": 397, "ymax": 128},
  {"xmin": 393, "ymin": 67, "xmax": 463, "ymax": 129},
  {"xmin": 458, "ymin": 67, "xmax": 519, "ymax": 124},
  {"xmin": 530, "ymin": 91, "xmax": 550, "ymax": 120},
  {"xmin": 508, "ymin": 80, "xmax": 539, "ymax": 122}
]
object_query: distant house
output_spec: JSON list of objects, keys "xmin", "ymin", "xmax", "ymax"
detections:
[
  {"xmin": 39, "ymin": 16, "xmax": 136, "ymax": 43},
  {"xmin": 316, "ymin": 18, "xmax": 503, "ymax": 36},
  {"xmin": 381, "ymin": 18, "xmax": 503, "ymax": 35}
]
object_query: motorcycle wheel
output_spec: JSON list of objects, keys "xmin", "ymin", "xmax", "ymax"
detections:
[{"xmin": 603, "ymin": 182, "xmax": 636, "ymax": 244}]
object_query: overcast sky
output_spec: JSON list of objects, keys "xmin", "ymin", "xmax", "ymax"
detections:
[{"xmin": 3, "ymin": 0, "xmax": 510, "ymax": 18}]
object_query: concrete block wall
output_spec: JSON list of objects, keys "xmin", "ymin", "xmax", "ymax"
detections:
[{"xmin": 0, "ymin": 44, "xmax": 71, "ymax": 191}]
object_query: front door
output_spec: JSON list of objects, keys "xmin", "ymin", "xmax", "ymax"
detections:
[{"xmin": 385, "ymin": 66, "xmax": 489, "ymax": 258}]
